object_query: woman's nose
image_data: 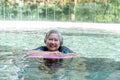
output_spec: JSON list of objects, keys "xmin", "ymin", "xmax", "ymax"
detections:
[{"xmin": 51, "ymin": 40, "xmax": 55, "ymax": 43}]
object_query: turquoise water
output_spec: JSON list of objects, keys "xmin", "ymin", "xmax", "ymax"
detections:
[{"xmin": 0, "ymin": 28, "xmax": 120, "ymax": 80}]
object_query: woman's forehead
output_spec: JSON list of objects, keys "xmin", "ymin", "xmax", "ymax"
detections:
[{"xmin": 48, "ymin": 33, "xmax": 59, "ymax": 37}]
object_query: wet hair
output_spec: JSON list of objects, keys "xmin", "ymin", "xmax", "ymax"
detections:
[{"xmin": 44, "ymin": 29, "xmax": 63, "ymax": 45}]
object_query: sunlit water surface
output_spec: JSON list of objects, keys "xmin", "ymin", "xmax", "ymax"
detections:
[{"xmin": 0, "ymin": 28, "xmax": 120, "ymax": 80}]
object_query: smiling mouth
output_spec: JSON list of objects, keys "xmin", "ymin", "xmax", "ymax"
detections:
[
  {"xmin": 49, "ymin": 44, "xmax": 56, "ymax": 47},
  {"xmin": 50, "ymin": 46, "xmax": 56, "ymax": 48}
]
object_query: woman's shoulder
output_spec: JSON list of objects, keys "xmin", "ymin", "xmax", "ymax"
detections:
[
  {"xmin": 34, "ymin": 46, "xmax": 48, "ymax": 51},
  {"xmin": 59, "ymin": 46, "xmax": 68, "ymax": 49},
  {"xmin": 59, "ymin": 46, "xmax": 74, "ymax": 53},
  {"xmin": 60, "ymin": 46, "xmax": 71, "ymax": 49}
]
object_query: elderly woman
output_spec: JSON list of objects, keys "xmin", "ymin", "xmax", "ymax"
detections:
[
  {"xmin": 29, "ymin": 29, "xmax": 76, "ymax": 57},
  {"xmin": 28, "ymin": 29, "xmax": 76, "ymax": 68}
]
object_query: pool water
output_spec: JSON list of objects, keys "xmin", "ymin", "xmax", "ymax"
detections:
[{"xmin": 0, "ymin": 28, "xmax": 120, "ymax": 80}]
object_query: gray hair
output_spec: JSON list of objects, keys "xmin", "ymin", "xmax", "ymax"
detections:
[{"xmin": 44, "ymin": 29, "xmax": 63, "ymax": 45}]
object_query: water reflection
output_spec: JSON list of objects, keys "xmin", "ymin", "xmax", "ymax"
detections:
[
  {"xmin": 0, "ymin": 48, "xmax": 120, "ymax": 80},
  {"xmin": 14, "ymin": 56, "xmax": 120, "ymax": 80},
  {"xmin": 15, "ymin": 57, "xmax": 87, "ymax": 80}
]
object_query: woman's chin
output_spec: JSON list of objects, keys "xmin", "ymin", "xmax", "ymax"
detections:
[
  {"xmin": 49, "ymin": 49, "xmax": 58, "ymax": 51},
  {"xmin": 48, "ymin": 48, "xmax": 56, "ymax": 51}
]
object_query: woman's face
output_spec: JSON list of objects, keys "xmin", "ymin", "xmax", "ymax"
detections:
[{"xmin": 46, "ymin": 33, "xmax": 60, "ymax": 51}]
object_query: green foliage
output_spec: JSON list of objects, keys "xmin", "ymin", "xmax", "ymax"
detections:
[{"xmin": 0, "ymin": 0, "xmax": 120, "ymax": 22}]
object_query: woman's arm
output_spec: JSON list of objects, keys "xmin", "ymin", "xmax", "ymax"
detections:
[
  {"xmin": 28, "ymin": 50, "xmax": 65, "ymax": 57},
  {"xmin": 28, "ymin": 50, "xmax": 77, "ymax": 58},
  {"xmin": 64, "ymin": 53, "xmax": 77, "ymax": 57}
]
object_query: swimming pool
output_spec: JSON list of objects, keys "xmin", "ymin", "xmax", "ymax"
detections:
[{"xmin": 0, "ymin": 28, "xmax": 120, "ymax": 80}]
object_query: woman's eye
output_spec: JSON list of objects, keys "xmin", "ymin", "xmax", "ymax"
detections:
[
  {"xmin": 49, "ymin": 39, "xmax": 52, "ymax": 40},
  {"xmin": 55, "ymin": 39, "xmax": 58, "ymax": 41},
  {"xmin": 48, "ymin": 38, "xmax": 58, "ymax": 41}
]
